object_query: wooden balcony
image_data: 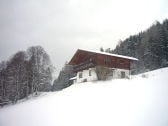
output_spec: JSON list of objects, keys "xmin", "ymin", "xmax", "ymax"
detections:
[{"xmin": 73, "ymin": 59, "xmax": 96, "ymax": 73}]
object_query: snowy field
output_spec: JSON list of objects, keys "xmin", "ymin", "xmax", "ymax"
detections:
[{"xmin": 0, "ymin": 68, "xmax": 168, "ymax": 126}]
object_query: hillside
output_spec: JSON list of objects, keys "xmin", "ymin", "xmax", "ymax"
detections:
[
  {"xmin": 0, "ymin": 67, "xmax": 168, "ymax": 126},
  {"xmin": 112, "ymin": 19, "xmax": 168, "ymax": 74}
]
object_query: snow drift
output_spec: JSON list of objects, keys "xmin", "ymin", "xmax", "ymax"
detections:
[{"xmin": 0, "ymin": 68, "xmax": 168, "ymax": 126}]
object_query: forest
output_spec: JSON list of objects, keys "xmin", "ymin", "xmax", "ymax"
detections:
[
  {"xmin": 0, "ymin": 46, "xmax": 53, "ymax": 104},
  {"xmin": 103, "ymin": 19, "xmax": 168, "ymax": 74}
]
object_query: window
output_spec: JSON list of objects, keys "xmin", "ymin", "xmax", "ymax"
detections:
[
  {"xmin": 104, "ymin": 57, "xmax": 111, "ymax": 64},
  {"xmin": 79, "ymin": 72, "xmax": 83, "ymax": 78},
  {"xmin": 89, "ymin": 70, "xmax": 91, "ymax": 76},
  {"xmin": 121, "ymin": 71, "xmax": 125, "ymax": 78}
]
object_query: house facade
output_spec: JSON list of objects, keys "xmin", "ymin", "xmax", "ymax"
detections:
[{"xmin": 69, "ymin": 49, "xmax": 138, "ymax": 83}]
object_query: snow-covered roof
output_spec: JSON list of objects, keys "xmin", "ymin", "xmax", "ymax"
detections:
[
  {"xmin": 69, "ymin": 76, "xmax": 77, "ymax": 80},
  {"xmin": 78, "ymin": 49, "xmax": 138, "ymax": 61}
]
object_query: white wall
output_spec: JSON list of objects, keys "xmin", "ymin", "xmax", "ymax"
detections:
[
  {"xmin": 76, "ymin": 68, "xmax": 98, "ymax": 83},
  {"xmin": 74, "ymin": 68, "xmax": 130, "ymax": 83},
  {"xmin": 111, "ymin": 68, "xmax": 130, "ymax": 79}
]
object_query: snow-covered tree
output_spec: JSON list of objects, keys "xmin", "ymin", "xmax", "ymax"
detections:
[
  {"xmin": 52, "ymin": 63, "xmax": 74, "ymax": 91},
  {"xmin": 112, "ymin": 19, "xmax": 168, "ymax": 74},
  {"xmin": 3, "ymin": 51, "xmax": 29, "ymax": 102},
  {"xmin": 0, "ymin": 45, "xmax": 53, "ymax": 104},
  {"xmin": 27, "ymin": 46, "xmax": 53, "ymax": 94}
]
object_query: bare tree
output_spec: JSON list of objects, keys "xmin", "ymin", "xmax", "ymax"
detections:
[{"xmin": 27, "ymin": 46, "xmax": 53, "ymax": 95}]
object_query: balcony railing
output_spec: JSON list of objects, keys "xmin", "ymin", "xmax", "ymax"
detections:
[{"xmin": 73, "ymin": 59, "xmax": 96, "ymax": 72}]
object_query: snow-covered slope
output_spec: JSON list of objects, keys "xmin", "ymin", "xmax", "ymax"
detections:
[{"xmin": 0, "ymin": 68, "xmax": 168, "ymax": 126}]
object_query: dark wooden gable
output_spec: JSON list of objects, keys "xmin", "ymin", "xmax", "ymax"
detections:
[
  {"xmin": 96, "ymin": 54, "xmax": 130, "ymax": 70},
  {"xmin": 69, "ymin": 49, "xmax": 96, "ymax": 65},
  {"xmin": 69, "ymin": 49, "xmax": 134, "ymax": 72}
]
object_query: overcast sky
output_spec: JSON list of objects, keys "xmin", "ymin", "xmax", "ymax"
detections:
[{"xmin": 0, "ymin": 0, "xmax": 168, "ymax": 72}]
